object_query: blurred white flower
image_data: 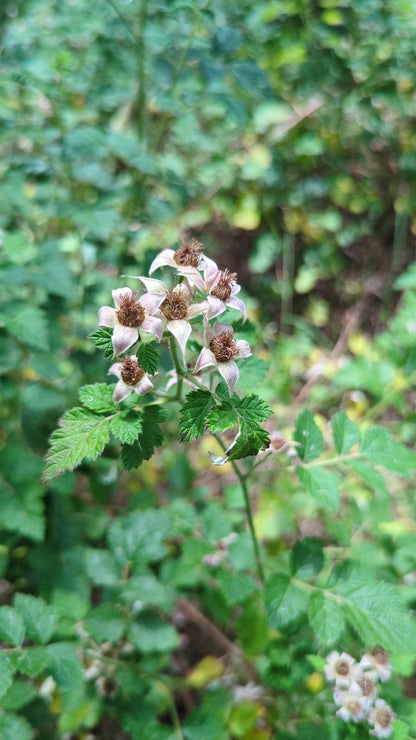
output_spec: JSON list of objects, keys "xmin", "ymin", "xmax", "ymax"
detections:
[
  {"xmin": 360, "ymin": 648, "xmax": 392, "ymax": 683},
  {"xmin": 335, "ymin": 683, "xmax": 367, "ymax": 723},
  {"xmin": 324, "ymin": 651, "xmax": 362, "ymax": 689},
  {"xmin": 149, "ymin": 237, "xmax": 205, "ymax": 275},
  {"xmin": 185, "ymin": 260, "xmax": 246, "ymax": 321},
  {"xmin": 368, "ymin": 699, "xmax": 395, "ymax": 738},
  {"xmin": 108, "ymin": 355, "xmax": 153, "ymax": 403},
  {"xmin": 98, "ymin": 287, "xmax": 163, "ymax": 356}
]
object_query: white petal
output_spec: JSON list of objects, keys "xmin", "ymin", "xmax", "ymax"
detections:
[
  {"xmin": 138, "ymin": 276, "xmax": 168, "ymax": 295},
  {"xmin": 148, "ymin": 249, "xmax": 176, "ymax": 275},
  {"xmin": 227, "ymin": 296, "xmax": 247, "ymax": 321},
  {"xmin": 141, "ymin": 316, "xmax": 163, "ymax": 342},
  {"xmin": 108, "ymin": 362, "xmax": 123, "ymax": 379},
  {"xmin": 167, "ymin": 319, "xmax": 192, "ymax": 358},
  {"xmin": 206, "ymin": 295, "xmax": 226, "ymax": 320},
  {"xmin": 194, "ymin": 347, "xmax": 216, "ymax": 374},
  {"xmin": 230, "ymin": 282, "xmax": 241, "ymax": 297},
  {"xmin": 202, "ymin": 256, "xmax": 219, "ymax": 282},
  {"xmin": 217, "ymin": 360, "xmax": 239, "ymax": 396},
  {"xmin": 181, "ymin": 271, "xmax": 205, "ymax": 292},
  {"xmin": 212, "ymin": 321, "xmax": 233, "ymax": 336},
  {"xmin": 98, "ymin": 306, "xmax": 117, "ymax": 327},
  {"xmin": 112, "ymin": 380, "xmax": 132, "ymax": 403},
  {"xmin": 139, "ymin": 292, "xmax": 165, "ymax": 314},
  {"xmin": 234, "ymin": 339, "xmax": 251, "ymax": 359},
  {"xmin": 112, "ymin": 324, "xmax": 138, "ymax": 356},
  {"xmin": 112, "ymin": 287, "xmax": 134, "ymax": 308},
  {"xmin": 187, "ymin": 300, "xmax": 209, "ymax": 319},
  {"xmin": 134, "ymin": 376, "xmax": 154, "ymax": 395}
]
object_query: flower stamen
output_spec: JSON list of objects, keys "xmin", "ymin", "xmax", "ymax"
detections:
[
  {"xmin": 116, "ymin": 292, "xmax": 145, "ymax": 328},
  {"xmin": 210, "ymin": 330, "xmax": 238, "ymax": 362},
  {"xmin": 211, "ymin": 270, "xmax": 238, "ymax": 302},
  {"xmin": 161, "ymin": 291, "xmax": 188, "ymax": 321},
  {"xmin": 174, "ymin": 237, "xmax": 204, "ymax": 267},
  {"xmin": 120, "ymin": 357, "xmax": 145, "ymax": 386}
]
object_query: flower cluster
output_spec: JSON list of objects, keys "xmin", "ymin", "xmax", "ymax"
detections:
[
  {"xmin": 324, "ymin": 648, "xmax": 395, "ymax": 738},
  {"xmin": 97, "ymin": 238, "xmax": 250, "ymax": 402}
]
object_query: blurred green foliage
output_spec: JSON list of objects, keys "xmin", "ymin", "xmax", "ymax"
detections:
[{"xmin": 1, "ymin": 0, "xmax": 416, "ymax": 738}]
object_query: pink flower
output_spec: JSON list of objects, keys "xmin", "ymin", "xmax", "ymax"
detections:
[
  {"xmin": 149, "ymin": 238, "xmax": 205, "ymax": 275},
  {"xmin": 194, "ymin": 321, "xmax": 251, "ymax": 396},
  {"xmin": 108, "ymin": 355, "xmax": 154, "ymax": 403},
  {"xmin": 136, "ymin": 277, "xmax": 208, "ymax": 359},
  {"xmin": 98, "ymin": 287, "xmax": 163, "ymax": 356},
  {"xmin": 184, "ymin": 259, "xmax": 246, "ymax": 322}
]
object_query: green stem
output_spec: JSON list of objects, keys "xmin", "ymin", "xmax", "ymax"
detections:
[
  {"xmin": 298, "ymin": 452, "xmax": 361, "ymax": 469},
  {"xmin": 213, "ymin": 433, "xmax": 265, "ymax": 582},
  {"xmin": 103, "ymin": 0, "xmax": 136, "ymax": 40},
  {"xmin": 168, "ymin": 335, "xmax": 186, "ymax": 402}
]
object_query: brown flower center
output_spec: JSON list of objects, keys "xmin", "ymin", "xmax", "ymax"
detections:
[
  {"xmin": 359, "ymin": 678, "xmax": 375, "ymax": 696},
  {"xmin": 376, "ymin": 708, "xmax": 393, "ymax": 728},
  {"xmin": 161, "ymin": 290, "xmax": 188, "ymax": 321},
  {"xmin": 335, "ymin": 660, "xmax": 350, "ymax": 676},
  {"xmin": 346, "ymin": 700, "xmax": 362, "ymax": 716},
  {"xmin": 209, "ymin": 330, "xmax": 238, "ymax": 363},
  {"xmin": 120, "ymin": 357, "xmax": 145, "ymax": 386},
  {"xmin": 211, "ymin": 269, "xmax": 238, "ymax": 302},
  {"xmin": 116, "ymin": 292, "xmax": 145, "ymax": 328},
  {"xmin": 173, "ymin": 238, "xmax": 204, "ymax": 268},
  {"xmin": 373, "ymin": 647, "xmax": 389, "ymax": 665}
]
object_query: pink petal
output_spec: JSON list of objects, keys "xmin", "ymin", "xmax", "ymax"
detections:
[
  {"xmin": 108, "ymin": 362, "xmax": 123, "ymax": 379},
  {"xmin": 202, "ymin": 256, "xmax": 219, "ymax": 282},
  {"xmin": 141, "ymin": 316, "xmax": 163, "ymax": 342},
  {"xmin": 139, "ymin": 292, "xmax": 165, "ymax": 314},
  {"xmin": 230, "ymin": 282, "xmax": 241, "ymax": 297},
  {"xmin": 194, "ymin": 347, "xmax": 216, "ymax": 374},
  {"xmin": 187, "ymin": 300, "xmax": 208, "ymax": 319},
  {"xmin": 217, "ymin": 360, "xmax": 239, "ymax": 396},
  {"xmin": 112, "ymin": 380, "xmax": 132, "ymax": 403},
  {"xmin": 148, "ymin": 249, "xmax": 176, "ymax": 275},
  {"xmin": 206, "ymin": 295, "xmax": 226, "ymax": 320},
  {"xmin": 98, "ymin": 306, "xmax": 117, "ymax": 327},
  {"xmin": 112, "ymin": 324, "xmax": 139, "ymax": 356},
  {"xmin": 167, "ymin": 319, "xmax": 192, "ymax": 358},
  {"xmin": 134, "ymin": 376, "xmax": 154, "ymax": 395},
  {"xmin": 181, "ymin": 271, "xmax": 205, "ymax": 292},
  {"xmin": 212, "ymin": 321, "xmax": 233, "ymax": 336},
  {"xmin": 234, "ymin": 339, "xmax": 251, "ymax": 359},
  {"xmin": 138, "ymin": 276, "xmax": 168, "ymax": 295},
  {"xmin": 227, "ymin": 296, "xmax": 246, "ymax": 321},
  {"xmin": 112, "ymin": 287, "xmax": 134, "ymax": 309}
]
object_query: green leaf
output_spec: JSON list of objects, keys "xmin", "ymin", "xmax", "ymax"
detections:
[
  {"xmin": 206, "ymin": 403, "xmax": 238, "ymax": 432},
  {"xmin": 85, "ymin": 549, "xmax": 120, "ymax": 587},
  {"xmin": 0, "ymin": 606, "xmax": 25, "ymax": 646},
  {"xmin": 108, "ymin": 509, "xmax": 170, "ymax": 566},
  {"xmin": 110, "ymin": 413, "xmax": 143, "ymax": 444},
  {"xmin": 296, "ymin": 467, "xmax": 340, "ymax": 511},
  {"xmin": 236, "ymin": 356, "xmax": 269, "ymax": 392},
  {"xmin": 392, "ymin": 719, "xmax": 411, "ymax": 740},
  {"xmin": 291, "ymin": 538, "xmax": 324, "ymax": 578},
  {"xmin": 0, "ymin": 654, "xmax": 13, "ymax": 701},
  {"xmin": 0, "ymin": 680, "xmax": 36, "ymax": 711},
  {"xmin": 122, "ymin": 574, "xmax": 175, "ymax": 611},
  {"xmin": 294, "ymin": 410, "xmax": 324, "ymax": 462},
  {"xmin": 8, "ymin": 647, "xmax": 49, "ymax": 677},
  {"xmin": 79, "ymin": 383, "xmax": 116, "ymax": 414},
  {"xmin": 0, "ymin": 713, "xmax": 33, "ymax": 740},
  {"xmin": 136, "ymin": 341, "xmax": 159, "ymax": 374},
  {"xmin": 333, "ymin": 573, "xmax": 416, "ymax": 653},
  {"xmin": 1, "ymin": 304, "xmax": 49, "ymax": 351},
  {"xmin": 307, "ymin": 591, "xmax": 345, "ymax": 643},
  {"xmin": 264, "ymin": 573, "xmax": 309, "ymax": 628},
  {"xmin": 120, "ymin": 405, "xmax": 166, "ymax": 471},
  {"xmin": 128, "ymin": 613, "xmax": 179, "ymax": 654},
  {"xmin": 89, "ymin": 327, "xmax": 114, "ymax": 359},
  {"xmin": 216, "ymin": 569, "xmax": 256, "ymax": 605},
  {"xmin": 227, "ymin": 420, "xmax": 270, "ymax": 461},
  {"xmin": 46, "ymin": 643, "xmax": 84, "ymax": 690},
  {"xmin": 14, "ymin": 594, "xmax": 58, "ymax": 645},
  {"xmin": 332, "ymin": 412, "xmax": 360, "ymax": 454},
  {"xmin": 179, "ymin": 390, "xmax": 215, "ymax": 441},
  {"xmin": 360, "ymin": 427, "xmax": 416, "ymax": 477},
  {"xmin": 42, "ymin": 408, "xmax": 110, "ymax": 481},
  {"xmin": 234, "ymin": 394, "xmax": 272, "ymax": 423},
  {"xmin": 84, "ymin": 605, "xmax": 126, "ymax": 643},
  {"xmin": 348, "ymin": 460, "xmax": 389, "ymax": 497},
  {"xmin": 0, "ymin": 486, "xmax": 45, "ymax": 541}
]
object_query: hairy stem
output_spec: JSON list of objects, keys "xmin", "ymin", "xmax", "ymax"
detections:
[{"xmin": 169, "ymin": 335, "xmax": 186, "ymax": 402}]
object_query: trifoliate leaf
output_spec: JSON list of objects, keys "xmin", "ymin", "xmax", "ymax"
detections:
[
  {"xmin": 14, "ymin": 594, "xmax": 59, "ymax": 645},
  {"xmin": 296, "ymin": 467, "xmax": 340, "ymax": 511},
  {"xmin": 42, "ymin": 408, "xmax": 110, "ymax": 482},
  {"xmin": 79, "ymin": 383, "xmax": 116, "ymax": 414},
  {"xmin": 0, "ymin": 607, "xmax": 25, "ymax": 647},
  {"xmin": 206, "ymin": 403, "xmax": 238, "ymax": 432},
  {"xmin": 307, "ymin": 591, "xmax": 345, "ymax": 643},
  {"xmin": 179, "ymin": 390, "xmax": 215, "ymax": 441},
  {"xmin": 294, "ymin": 409, "xmax": 324, "ymax": 462},
  {"xmin": 264, "ymin": 573, "xmax": 309, "ymax": 628},
  {"xmin": 120, "ymin": 405, "xmax": 166, "ymax": 471},
  {"xmin": 89, "ymin": 327, "xmax": 114, "ymax": 359},
  {"xmin": 360, "ymin": 427, "xmax": 416, "ymax": 477},
  {"xmin": 234, "ymin": 394, "xmax": 272, "ymax": 423},
  {"xmin": 110, "ymin": 413, "xmax": 143, "ymax": 444},
  {"xmin": 332, "ymin": 412, "xmax": 360, "ymax": 454},
  {"xmin": 136, "ymin": 341, "xmax": 159, "ymax": 375}
]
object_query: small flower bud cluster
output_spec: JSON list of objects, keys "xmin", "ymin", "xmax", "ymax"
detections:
[
  {"xmin": 324, "ymin": 649, "xmax": 395, "ymax": 738},
  {"xmin": 97, "ymin": 238, "xmax": 250, "ymax": 400},
  {"xmin": 202, "ymin": 532, "xmax": 238, "ymax": 568}
]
